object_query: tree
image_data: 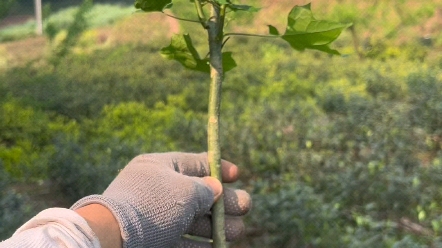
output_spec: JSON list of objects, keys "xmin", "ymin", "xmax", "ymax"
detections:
[
  {"xmin": 134, "ymin": 0, "xmax": 349, "ymax": 246},
  {"xmin": 34, "ymin": 0, "xmax": 43, "ymax": 35}
]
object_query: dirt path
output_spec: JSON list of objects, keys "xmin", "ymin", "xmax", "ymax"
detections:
[{"xmin": 0, "ymin": 15, "xmax": 34, "ymax": 29}]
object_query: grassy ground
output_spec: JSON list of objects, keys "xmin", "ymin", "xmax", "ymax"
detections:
[{"xmin": 0, "ymin": 4, "xmax": 146, "ymax": 68}]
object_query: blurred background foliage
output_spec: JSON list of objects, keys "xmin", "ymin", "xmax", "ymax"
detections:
[{"xmin": 1, "ymin": 0, "xmax": 442, "ymax": 247}]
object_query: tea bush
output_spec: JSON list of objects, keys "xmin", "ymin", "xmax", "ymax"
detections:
[{"xmin": 0, "ymin": 160, "xmax": 33, "ymax": 240}]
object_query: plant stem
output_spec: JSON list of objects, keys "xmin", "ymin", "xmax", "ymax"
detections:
[
  {"xmin": 206, "ymin": 2, "xmax": 227, "ymax": 248},
  {"xmin": 194, "ymin": 0, "xmax": 208, "ymax": 28},
  {"xmin": 224, "ymin": 32, "xmax": 281, "ymax": 38},
  {"xmin": 162, "ymin": 12, "xmax": 201, "ymax": 23}
]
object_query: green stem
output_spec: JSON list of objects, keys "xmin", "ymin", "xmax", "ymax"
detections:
[
  {"xmin": 219, "ymin": 4, "xmax": 226, "ymax": 38},
  {"xmin": 162, "ymin": 12, "xmax": 201, "ymax": 23},
  {"xmin": 224, "ymin": 32, "xmax": 281, "ymax": 38},
  {"xmin": 194, "ymin": 0, "xmax": 208, "ymax": 28},
  {"xmin": 207, "ymin": 2, "xmax": 227, "ymax": 248}
]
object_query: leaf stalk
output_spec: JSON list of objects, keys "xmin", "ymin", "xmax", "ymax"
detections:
[
  {"xmin": 224, "ymin": 32, "xmax": 281, "ymax": 38},
  {"xmin": 162, "ymin": 12, "xmax": 201, "ymax": 23}
]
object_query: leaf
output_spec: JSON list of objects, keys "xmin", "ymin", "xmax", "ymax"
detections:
[
  {"xmin": 160, "ymin": 34, "xmax": 208, "ymax": 73},
  {"xmin": 160, "ymin": 34, "xmax": 237, "ymax": 73},
  {"xmin": 221, "ymin": 52, "xmax": 237, "ymax": 72},
  {"xmin": 275, "ymin": 3, "xmax": 351, "ymax": 54},
  {"xmin": 134, "ymin": 0, "xmax": 172, "ymax": 12},
  {"xmin": 228, "ymin": 4, "xmax": 260, "ymax": 12},
  {"xmin": 268, "ymin": 25, "xmax": 279, "ymax": 35}
]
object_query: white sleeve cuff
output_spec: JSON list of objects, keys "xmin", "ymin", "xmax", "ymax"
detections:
[{"xmin": 1, "ymin": 208, "xmax": 100, "ymax": 248}]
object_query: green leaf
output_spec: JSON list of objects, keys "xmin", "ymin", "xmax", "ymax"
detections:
[
  {"xmin": 160, "ymin": 34, "xmax": 236, "ymax": 73},
  {"xmin": 134, "ymin": 0, "xmax": 172, "ymax": 12},
  {"xmin": 160, "ymin": 34, "xmax": 208, "ymax": 73},
  {"xmin": 275, "ymin": 3, "xmax": 351, "ymax": 54},
  {"xmin": 221, "ymin": 52, "xmax": 237, "ymax": 72},
  {"xmin": 228, "ymin": 4, "xmax": 260, "ymax": 12},
  {"xmin": 268, "ymin": 25, "xmax": 279, "ymax": 35}
]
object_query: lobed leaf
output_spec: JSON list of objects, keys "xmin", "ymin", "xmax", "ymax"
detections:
[
  {"xmin": 275, "ymin": 3, "xmax": 351, "ymax": 55},
  {"xmin": 160, "ymin": 34, "xmax": 236, "ymax": 73}
]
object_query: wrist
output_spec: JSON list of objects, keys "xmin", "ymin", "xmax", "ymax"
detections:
[{"xmin": 75, "ymin": 204, "xmax": 122, "ymax": 248}]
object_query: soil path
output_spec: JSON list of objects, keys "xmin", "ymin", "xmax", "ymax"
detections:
[{"xmin": 0, "ymin": 15, "xmax": 34, "ymax": 29}]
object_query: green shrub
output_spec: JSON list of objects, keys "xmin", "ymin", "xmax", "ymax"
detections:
[
  {"xmin": 0, "ymin": 20, "xmax": 35, "ymax": 42},
  {"xmin": 407, "ymin": 70, "xmax": 442, "ymax": 134},
  {"xmin": 1, "ymin": 44, "xmax": 211, "ymax": 120},
  {"xmin": 47, "ymin": 134, "xmax": 137, "ymax": 203},
  {"xmin": 0, "ymin": 100, "xmax": 54, "ymax": 179},
  {"xmin": 47, "ymin": 100, "xmax": 207, "ymax": 202},
  {"xmin": 46, "ymin": 4, "xmax": 133, "ymax": 31},
  {"xmin": 248, "ymin": 180, "xmax": 343, "ymax": 247},
  {"xmin": 0, "ymin": 160, "xmax": 34, "ymax": 240}
]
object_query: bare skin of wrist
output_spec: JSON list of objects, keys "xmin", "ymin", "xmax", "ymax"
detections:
[{"xmin": 75, "ymin": 204, "xmax": 123, "ymax": 248}]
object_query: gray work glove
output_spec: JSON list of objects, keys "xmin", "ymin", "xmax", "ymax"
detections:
[{"xmin": 70, "ymin": 152, "xmax": 251, "ymax": 248}]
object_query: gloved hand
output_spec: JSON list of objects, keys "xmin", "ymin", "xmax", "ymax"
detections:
[{"xmin": 70, "ymin": 152, "xmax": 251, "ymax": 248}]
